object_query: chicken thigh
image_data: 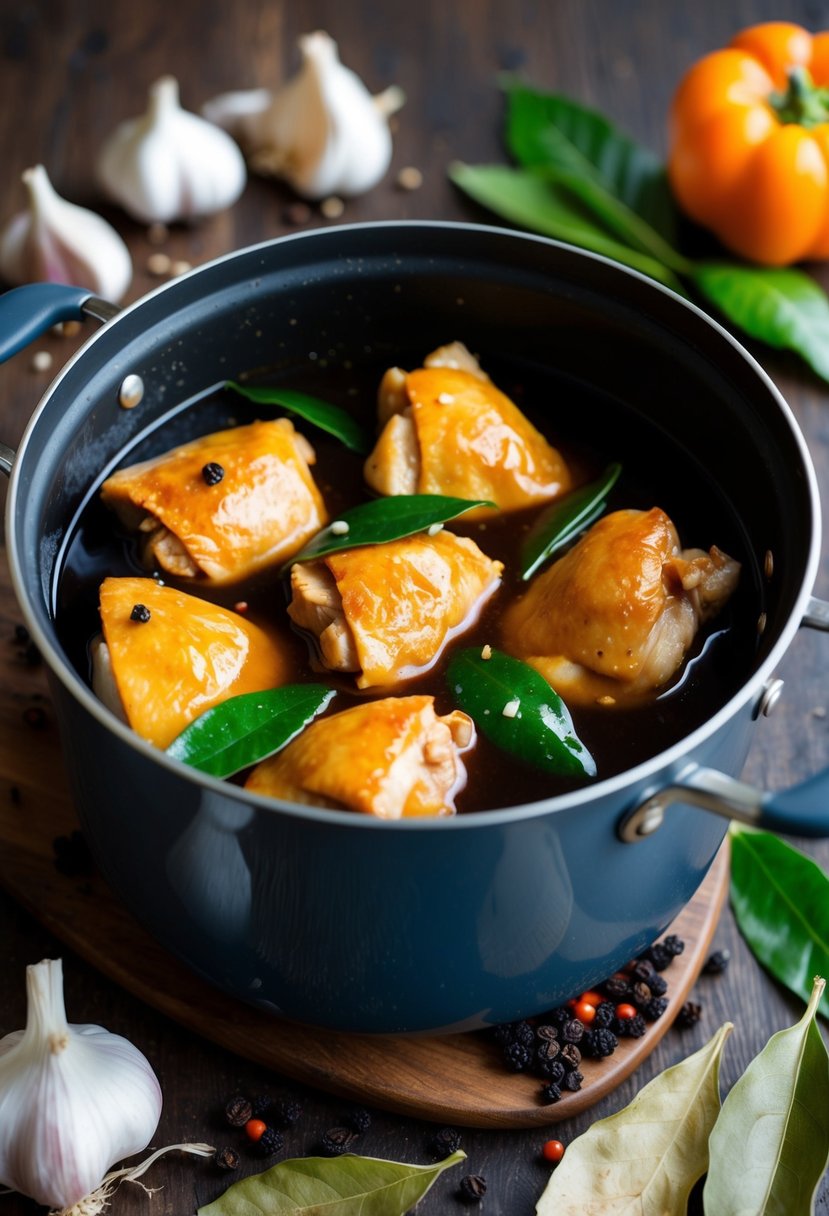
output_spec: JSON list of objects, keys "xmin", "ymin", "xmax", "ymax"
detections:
[
  {"xmin": 101, "ymin": 418, "xmax": 328, "ymax": 584},
  {"xmin": 502, "ymin": 507, "xmax": 740, "ymax": 705},
  {"xmin": 245, "ymin": 695, "xmax": 475, "ymax": 817}
]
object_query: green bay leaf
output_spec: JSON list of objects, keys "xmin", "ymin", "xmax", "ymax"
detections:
[
  {"xmin": 704, "ymin": 977, "xmax": 829, "ymax": 1216},
  {"xmin": 536, "ymin": 1023, "xmax": 732, "ymax": 1215},
  {"xmin": 729, "ymin": 826, "xmax": 829, "ymax": 1018},
  {"xmin": 285, "ymin": 494, "xmax": 492, "ymax": 568},
  {"xmin": 226, "ymin": 381, "xmax": 370, "ymax": 453},
  {"xmin": 447, "ymin": 647, "xmax": 595, "ymax": 778},
  {"xmin": 448, "ymin": 162, "xmax": 684, "ymax": 292},
  {"xmin": 197, "ymin": 1150, "xmax": 466, "ymax": 1216},
  {"xmin": 166, "ymin": 684, "xmax": 335, "ymax": 778},
  {"xmin": 691, "ymin": 262, "xmax": 829, "ymax": 385},
  {"xmin": 520, "ymin": 462, "xmax": 621, "ymax": 579}
]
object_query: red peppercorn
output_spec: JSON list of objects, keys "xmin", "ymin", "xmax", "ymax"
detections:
[
  {"xmin": 616, "ymin": 1003, "xmax": 637, "ymax": 1020},
  {"xmin": 245, "ymin": 1119, "xmax": 267, "ymax": 1142},
  {"xmin": 573, "ymin": 999, "xmax": 596, "ymax": 1025},
  {"xmin": 542, "ymin": 1139, "xmax": 565, "ymax": 1164}
]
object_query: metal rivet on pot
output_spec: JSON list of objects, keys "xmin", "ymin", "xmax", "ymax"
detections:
[
  {"xmin": 118, "ymin": 374, "xmax": 144, "ymax": 409},
  {"xmin": 618, "ymin": 798, "xmax": 665, "ymax": 843},
  {"xmin": 758, "ymin": 677, "xmax": 785, "ymax": 718},
  {"xmin": 764, "ymin": 550, "xmax": 774, "ymax": 579}
]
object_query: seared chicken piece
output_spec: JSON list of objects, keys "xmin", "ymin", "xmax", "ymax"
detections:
[
  {"xmin": 288, "ymin": 531, "xmax": 503, "ymax": 687},
  {"xmin": 101, "ymin": 419, "xmax": 328, "ymax": 584},
  {"xmin": 365, "ymin": 342, "xmax": 571, "ymax": 514},
  {"xmin": 93, "ymin": 576, "xmax": 289, "ymax": 748},
  {"xmin": 245, "ymin": 695, "xmax": 474, "ymax": 817},
  {"xmin": 502, "ymin": 508, "xmax": 740, "ymax": 705}
]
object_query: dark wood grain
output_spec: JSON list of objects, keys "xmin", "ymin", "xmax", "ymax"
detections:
[{"xmin": 0, "ymin": 2, "xmax": 828, "ymax": 1214}]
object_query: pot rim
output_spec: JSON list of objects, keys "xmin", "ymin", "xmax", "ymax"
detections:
[{"xmin": 5, "ymin": 220, "xmax": 823, "ymax": 831}]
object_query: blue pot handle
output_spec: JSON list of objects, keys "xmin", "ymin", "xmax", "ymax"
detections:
[
  {"xmin": 0, "ymin": 283, "xmax": 96, "ymax": 363},
  {"xmin": 759, "ymin": 770, "xmax": 829, "ymax": 837}
]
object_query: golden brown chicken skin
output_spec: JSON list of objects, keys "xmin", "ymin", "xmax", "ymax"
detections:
[
  {"xmin": 93, "ymin": 576, "xmax": 289, "ymax": 748},
  {"xmin": 245, "ymin": 695, "xmax": 474, "ymax": 817},
  {"xmin": 101, "ymin": 419, "xmax": 328, "ymax": 584},
  {"xmin": 287, "ymin": 530, "xmax": 503, "ymax": 688},
  {"xmin": 364, "ymin": 342, "xmax": 570, "ymax": 515},
  {"xmin": 502, "ymin": 507, "xmax": 740, "ymax": 705}
]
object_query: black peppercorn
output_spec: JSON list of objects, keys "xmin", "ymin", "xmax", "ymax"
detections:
[
  {"xmin": 320, "ymin": 1127, "xmax": 357, "ymax": 1156},
  {"xmin": 539, "ymin": 1059, "xmax": 566, "ymax": 1086},
  {"xmin": 560, "ymin": 1042, "xmax": 582, "ymax": 1071},
  {"xmin": 503, "ymin": 1040, "xmax": 531, "ymax": 1071},
  {"xmin": 645, "ymin": 943, "xmax": 674, "ymax": 972},
  {"xmin": 703, "ymin": 948, "xmax": 731, "ymax": 975},
  {"xmin": 561, "ymin": 1018, "xmax": 584, "ymax": 1044},
  {"xmin": 130, "ymin": 603, "xmax": 151, "ymax": 623},
  {"xmin": 459, "ymin": 1174, "xmax": 487, "ymax": 1203},
  {"xmin": 646, "ymin": 972, "xmax": 668, "ymax": 997},
  {"xmin": 676, "ymin": 1000, "xmax": 702, "ymax": 1029},
  {"xmin": 631, "ymin": 958, "xmax": 655, "ymax": 983},
  {"xmin": 630, "ymin": 981, "xmax": 653, "ymax": 1009},
  {"xmin": 430, "ymin": 1126, "xmax": 462, "ymax": 1158},
  {"xmin": 602, "ymin": 976, "xmax": 631, "ymax": 1000},
  {"xmin": 492, "ymin": 1022, "xmax": 515, "ymax": 1045},
  {"xmin": 214, "ymin": 1146, "xmax": 240, "ymax": 1171},
  {"xmin": 548, "ymin": 1006, "xmax": 573, "ymax": 1028},
  {"xmin": 510, "ymin": 1020, "xmax": 536, "ymax": 1048},
  {"xmin": 541, "ymin": 1081, "xmax": 562, "ymax": 1103},
  {"xmin": 563, "ymin": 1069, "xmax": 583, "ymax": 1091},
  {"xmin": 663, "ymin": 934, "xmax": 685, "ymax": 957},
  {"xmin": 224, "ymin": 1095, "xmax": 253, "ymax": 1127},
  {"xmin": 202, "ymin": 461, "xmax": 225, "ymax": 485},
  {"xmin": 615, "ymin": 1013, "xmax": 647, "ymax": 1038},
  {"xmin": 536, "ymin": 1036, "xmax": 561, "ymax": 1063},
  {"xmin": 582, "ymin": 1027, "xmax": 618, "ymax": 1058},
  {"xmin": 258, "ymin": 1126, "xmax": 285, "ymax": 1156},
  {"xmin": 346, "ymin": 1106, "xmax": 372, "ymax": 1133},
  {"xmin": 274, "ymin": 1097, "xmax": 303, "ymax": 1127},
  {"xmin": 536, "ymin": 1024, "xmax": 559, "ymax": 1043},
  {"xmin": 251, "ymin": 1094, "xmax": 273, "ymax": 1119},
  {"xmin": 642, "ymin": 996, "xmax": 670, "ymax": 1021},
  {"xmin": 593, "ymin": 1001, "xmax": 617, "ymax": 1029}
]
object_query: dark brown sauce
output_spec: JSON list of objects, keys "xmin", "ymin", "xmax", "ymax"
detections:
[{"xmin": 54, "ymin": 357, "xmax": 762, "ymax": 811}]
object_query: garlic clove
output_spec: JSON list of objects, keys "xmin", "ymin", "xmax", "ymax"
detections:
[
  {"xmin": 0, "ymin": 958, "xmax": 162, "ymax": 1211},
  {"xmin": 203, "ymin": 30, "xmax": 404, "ymax": 200},
  {"xmin": 0, "ymin": 165, "xmax": 133, "ymax": 302},
  {"xmin": 96, "ymin": 75, "xmax": 247, "ymax": 224}
]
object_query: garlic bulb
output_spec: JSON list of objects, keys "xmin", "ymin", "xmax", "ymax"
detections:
[
  {"xmin": 203, "ymin": 30, "xmax": 404, "ymax": 199},
  {"xmin": 96, "ymin": 75, "xmax": 247, "ymax": 224},
  {"xmin": 0, "ymin": 165, "xmax": 133, "ymax": 302},
  {"xmin": 0, "ymin": 958, "xmax": 162, "ymax": 1211}
]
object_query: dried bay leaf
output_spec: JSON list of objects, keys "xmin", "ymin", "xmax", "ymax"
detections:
[
  {"xmin": 197, "ymin": 1150, "xmax": 465, "ymax": 1216},
  {"xmin": 703, "ymin": 977, "xmax": 829, "ymax": 1216},
  {"xmin": 535, "ymin": 1023, "xmax": 732, "ymax": 1215}
]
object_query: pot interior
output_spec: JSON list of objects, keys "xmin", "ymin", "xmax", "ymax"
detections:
[{"xmin": 10, "ymin": 223, "xmax": 816, "ymax": 803}]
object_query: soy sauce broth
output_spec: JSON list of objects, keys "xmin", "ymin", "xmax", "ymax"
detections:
[{"xmin": 54, "ymin": 352, "xmax": 763, "ymax": 812}]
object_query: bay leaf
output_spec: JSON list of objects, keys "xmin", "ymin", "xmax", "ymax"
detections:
[
  {"xmin": 729, "ymin": 826, "xmax": 829, "ymax": 1019},
  {"xmin": 536, "ymin": 1023, "xmax": 732, "ymax": 1215},
  {"xmin": 197, "ymin": 1149, "xmax": 466, "ymax": 1216},
  {"xmin": 284, "ymin": 494, "xmax": 492, "ymax": 568},
  {"xmin": 166, "ymin": 684, "xmax": 335, "ymax": 778},
  {"xmin": 446, "ymin": 647, "xmax": 595, "ymax": 778},
  {"xmin": 226, "ymin": 381, "xmax": 370, "ymax": 453},
  {"xmin": 691, "ymin": 262, "xmax": 829, "ymax": 385},
  {"xmin": 704, "ymin": 977, "xmax": 829, "ymax": 1216},
  {"xmin": 520, "ymin": 461, "xmax": 621, "ymax": 579},
  {"xmin": 447, "ymin": 162, "xmax": 685, "ymax": 292}
]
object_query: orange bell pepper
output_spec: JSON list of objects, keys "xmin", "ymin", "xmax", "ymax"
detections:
[{"xmin": 668, "ymin": 21, "xmax": 829, "ymax": 265}]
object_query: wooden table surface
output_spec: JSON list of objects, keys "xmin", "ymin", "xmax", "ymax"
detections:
[{"xmin": 1, "ymin": 2, "xmax": 828, "ymax": 1213}]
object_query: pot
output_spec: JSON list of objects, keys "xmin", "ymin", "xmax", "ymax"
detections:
[{"xmin": 2, "ymin": 222, "xmax": 828, "ymax": 1035}]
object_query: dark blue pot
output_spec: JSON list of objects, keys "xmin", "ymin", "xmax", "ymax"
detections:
[{"xmin": 2, "ymin": 223, "xmax": 827, "ymax": 1032}]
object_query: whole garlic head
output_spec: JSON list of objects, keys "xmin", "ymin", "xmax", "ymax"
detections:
[
  {"xmin": 203, "ymin": 30, "xmax": 404, "ymax": 199},
  {"xmin": 0, "ymin": 165, "xmax": 133, "ymax": 302},
  {"xmin": 97, "ymin": 75, "xmax": 247, "ymax": 224}
]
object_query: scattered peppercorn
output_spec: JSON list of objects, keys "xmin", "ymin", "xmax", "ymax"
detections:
[
  {"xmin": 202, "ymin": 461, "xmax": 225, "ymax": 485},
  {"xmin": 503, "ymin": 1040, "xmax": 532, "ymax": 1071},
  {"xmin": 615, "ymin": 1013, "xmax": 647, "ymax": 1038},
  {"xmin": 602, "ymin": 975, "xmax": 631, "ymax": 1000},
  {"xmin": 592, "ymin": 1001, "xmax": 617, "ymax": 1029},
  {"xmin": 510, "ymin": 1020, "xmax": 536, "ymax": 1048},
  {"xmin": 703, "ymin": 948, "xmax": 731, "ymax": 975},
  {"xmin": 563, "ymin": 1069, "xmax": 583, "ymax": 1091},
  {"xmin": 430, "ymin": 1126, "xmax": 462, "ymax": 1158},
  {"xmin": 251, "ymin": 1095, "xmax": 273, "ymax": 1118},
  {"xmin": 536, "ymin": 1037, "xmax": 561, "ymax": 1064},
  {"xmin": 320, "ymin": 1126, "xmax": 357, "ymax": 1156},
  {"xmin": 346, "ymin": 1106, "xmax": 372, "ymax": 1133},
  {"xmin": 459, "ymin": 1173, "xmax": 487, "ymax": 1203},
  {"xmin": 224, "ymin": 1095, "xmax": 253, "ymax": 1127},
  {"xmin": 536, "ymin": 1024, "xmax": 559, "ymax": 1043},
  {"xmin": 630, "ymin": 959, "xmax": 655, "ymax": 983},
  {"xmin": 214, "ymin": 1146, "xmax": 240, "ymax": 1171},
  {"xmin": 274, "ymin": 1096, "xmax": 304, "ymax": 1126},
  {"xmin": 676, "ymin": 1000, "xmax": 702, "ymax": 1029},
  {"xmin": 645, "ymin": 943, "xmax": 675, "ymax": 971},
  {"xmin": 560, "ymin": 1042, "xmax": 582, "ymax": 1071},
  {"xmin": 542, "ymin": 1139, "xmax": 565, "ymax": 1164},
  {"xmin": 541, "ymin": 1081, "xmax": 562, "ymax": 1103},
  {"xmin": 583, "ymin": 1027, "xmax": 618, "ymax": 1057},
  {"xmin": 541, "ymin": 1059, "xmax": 565, "ymax": 1087},
  {"xmin": 561, "ymin": 1018, "xmax": 584, "ymax": 1044},
  {"xmin": 244, "ymin": 1118, "xmax": 267, "ymax": 1142},
  {"xmin": 130, "ymin": 603, "xmax": 151, "ymax": 623},
  {"xmin": 630, "ymin": 981, "xmax": 654, "ymax": 1010},
  {"xmin": 646, "ymin": 972, "xmax": 668, "ymax": 997},
  {"xmin": 535, "ymin": 1051, "xmax": 564, "ymax": 1078},
  {"xmin": 257, "ymin": 1126, "xmax": 285, "ymax": 1156},
  {"xmin": 663, "ymin": 934, "xmax": 686, "ymax": 957},
  {"xmin": 642, "ymin": 996, "xmax": 670, "ymax": 1021}
]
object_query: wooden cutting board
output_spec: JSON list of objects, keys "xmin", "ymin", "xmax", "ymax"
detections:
[{"xmin": 0, "ymin": 588, "xmax": 729, "ymax": 1128}]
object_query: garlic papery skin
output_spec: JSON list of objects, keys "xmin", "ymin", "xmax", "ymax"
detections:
[
  {"xmin": 96, "ymin": 75, "xmax": 247, "ymax": 224},
  {"xmin": 0, "ymin": 165, "xmax": 133, "ymax": 302},
  {"xmin": 0, "ymin": 958, "xmax": 162, "ymax": 1211},
  {"xmin": 203, "ymin": 30, "xmax": 404, "ymax": 199}
]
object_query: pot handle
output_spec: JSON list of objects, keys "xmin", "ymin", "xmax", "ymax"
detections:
[
  {"xmin": 619, "ymin": 763, "xmax": 829, "ymax": 841},
  {"xmin": 0, "ymin": 283, "xmax": 118, "ymax": 364}
]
